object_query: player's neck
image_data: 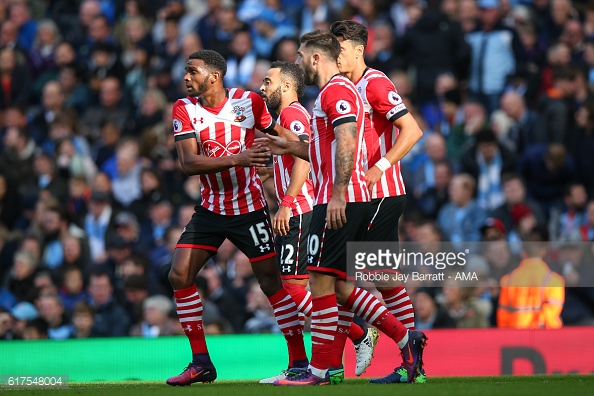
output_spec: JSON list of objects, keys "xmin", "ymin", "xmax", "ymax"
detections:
[
  {"xmin": 279, "ymin": 94, "xmax": 299, "ymax": 113},
  {"xmin": 199, "ymin": 87, "xmax": 227, "ymax": 108},
  {"xmin": 346, "ymin": 61, "xmax": 368, "ymax": 84},
  {"xmin": 316, "ymin": 63, "xmax": 341, "ymax": 88}
]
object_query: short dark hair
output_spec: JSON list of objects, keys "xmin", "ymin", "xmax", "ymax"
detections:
[
  {"xmin": 330, "ymin": 20, "xmax": 368, "ymax": 49},
  {"xmin": 270, "ymin": 60, "xmax": 305, "ymax": 97},
  {"xmin": 299, "ymin": 29, "xmax": 341, "ymax": 61},
  {"xmin": 189, "ymin": 49, "xmax": 227, "ymax": 77}
]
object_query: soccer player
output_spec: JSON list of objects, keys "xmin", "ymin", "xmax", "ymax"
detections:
[
  {"xmin": 329, "ymin": 20, "xmax": 425, "ymax": 384},
  {"xmin": 258, "ymin": 61, "xmax": 379, "ymax": 383},
  {"xmin": 166, "ymin": 49, "xmax": 306, "ymax": 386},
  {"xmin": 267, "ymin": 30, "xmax": 427, "ymax": 386}
]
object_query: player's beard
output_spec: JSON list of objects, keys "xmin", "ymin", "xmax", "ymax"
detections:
[
  {"xmin": 190, "ymin": 76, "xmax": 209, "ymax": 97},
  {"xmin": 264, "ymin": 85, "xmax": 282, "ymax": 113},
  {"xmin": 302, "ymin": 62, "xmax": 316, "ymax": 86}
]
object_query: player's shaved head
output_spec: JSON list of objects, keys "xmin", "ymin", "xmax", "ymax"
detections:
[{"xmin": 270, "ymin": 61, "xmax": 305, "ymax": 97}]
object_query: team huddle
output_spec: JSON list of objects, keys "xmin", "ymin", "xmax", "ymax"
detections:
[{"xmin": 167, "ymin": 21, "xmax": 427, "ymax": 386}]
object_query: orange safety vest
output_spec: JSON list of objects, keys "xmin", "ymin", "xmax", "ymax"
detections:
[{"xmin": 497, "ymin": 258, "xmax": 565, "ymax": 329}]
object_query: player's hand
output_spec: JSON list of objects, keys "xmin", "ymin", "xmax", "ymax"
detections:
[
  {"xmin": 257, "ymin": 166, "xmax": 273, "ymax": 182},
  {"xmin": 326, "ymin": 195, "xmax": 347, "ymax": 229},
  {"xmin": 234, "ymin": 144, "xmax": 270, "ymax": 167},
  {"xmin": 365, "ymin": 166, "xmax": 383, "ymax": 191},
  {"xmin": 254, "ymin": 135, "xmax": 291, "ymax": 155},
  {"xmin": 273, "ymin": 206, "xmax": 291, "ymax": 236}
]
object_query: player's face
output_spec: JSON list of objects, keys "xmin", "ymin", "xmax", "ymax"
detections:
[
  {"xmin": 296, "ymin": 44, "xmax": 316, "ymax": 86},
  {"xmin": 260, "ymin": 68, "xmax": 283, "ymax": 112},
  {"xmin": 184, "ymin": 59, "xmax": 211, "ymax": 97},
  {"xmin": 336, "ymin": 38, "xmax": 360, "ymax": 74}
]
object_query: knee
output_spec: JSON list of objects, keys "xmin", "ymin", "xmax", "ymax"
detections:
[
  {"xmin": 168, "ymin": 264, "xmax": 192, "ymax": 290},
  {"xmin": 254, "ymin": 270, "xmax": 281, "ymax": 297}
]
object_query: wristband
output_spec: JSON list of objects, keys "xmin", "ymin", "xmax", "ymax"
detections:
[
  {"xmin": 280, "ymin": 195, "xmax": 295, "ymax": 208},
  {"xmin": 375, "ymin": 157, "xmax": 392, "ymax": 173}
]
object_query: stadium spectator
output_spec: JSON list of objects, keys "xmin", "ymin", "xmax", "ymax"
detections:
[
  {"xmin": 84, "ymin": 190, "xmax": 115, "ymax": 264},
  {"xmin": 0, "ymin": 47, "xmax": 30, "ymax": 109},
  {"xmin": 87, "ymin": 269, "xmax": 131, "ymax": 337},
  {"xmin": 58, "ymin": 266, "xmax": 88, "ymax": 313},
  {"xmin": 497, "ymin": 229, "xmax": 565, "ymax": 329},
  {"xmin": 224, "ymin": 28, "xmax": 257, "ymax": 89},
  {"xmin": 129, "ymin": 294, "xmax": 176, "ymax": 337},
  {"xmin": 439, "ymin": 279, "xmax": 490, "ymax": 328},
  {"xmin": 70, "ymin": 300, "xmax": 94, "ymax": 338},
  {"xmin": 498, "ymin": 91, "xmax": 538, "ymax": 152},
  {"xmin": 581, "ymin": 200, "xmax": 594, "ymax": 241},
  {"xmin": 553, "ymin": 234, "xmax": 594, "ymax": 325},
  {"xmin": 466, "ymin": 0, "xmax": 526, "ymax": 116},
  {"xmin": 79, "ymin": 77, "xmax": 129, "ymax": 143},
  {"xmin": 413, "ymin": 287, "xmax": 457, "ymax": 330},
  {"xmin": 549, "ymin": 181, "xmax": 589, "ymax": 241},
  {"xmin": 36, "ymin": 293, "xmax": 72, "ymax": 339},
  {"xmin": 122, "ymin": 274, "xmax": 150, "ymax": 324},
  {"xmin": 8, "ymin": 251, "xmax": 38, "ymax": 302},
  {"xmin": 438, "ymin": 173, "xmax": 488, "ymax": 245},
  {"xmin": 109, "ymin": 139, "xmax": 143, "ymax": 208},
  {"xmin": 519, "ymin": 143, "xmax": 578, "ymax": 213},
  {"xmin": 9, "ymin": 301, "xmax": 39, "ymax": 339},
  {"xmin": 23, "ymin": 317, "xmax": 48, "ymax": 339},
  {"xmin": 460, "ymin": 128, "xmax": 517, "ymax": 211},
  {"xmin": 533, "ymin": 66, "xmax": 579, "ymax": 148}
]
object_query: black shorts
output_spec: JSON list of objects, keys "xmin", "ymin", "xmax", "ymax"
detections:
[
  {"xmin": 306, "ymin": 202, "xmax": 371, "ymax": 279},
  {"xmin": 275, "ymin": 211, "xmax": 312, "ymax": 280},
  {"xmin": 177, "ymin": 205, "xmax": 276, "ymax": 263},
  {"xmin": 366, "ymin": 195, "xmax": 406, "ymax": 242}
]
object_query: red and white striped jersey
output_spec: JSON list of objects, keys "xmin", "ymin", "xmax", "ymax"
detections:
[
  {"xmin": 310, "ymin": 74, "xmax": 369, "ymax": 204},
  {"xmin": 357, "ymin": 68, "xmax": 407, "ymax": 199},
  {"xmin": 273, "ymin": 101, "xmax": 314, "ymax": 216},
  {"xmin": 172, "ymin": 88, "xmax": 275, "ymax": 216}
]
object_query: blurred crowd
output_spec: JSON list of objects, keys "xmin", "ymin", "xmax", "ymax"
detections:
[{"xmin": 1, "ymin": 0, "xmax": 594, "ymax": 340}]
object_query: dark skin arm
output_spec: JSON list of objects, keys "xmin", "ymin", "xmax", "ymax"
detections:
[
  {"xmin": 254, "ymin": 135, "xmax": 310, "ymax": 161},
  {"xmin": 175, "ymin": 138, "xmax": 270, "ymax": 176}
]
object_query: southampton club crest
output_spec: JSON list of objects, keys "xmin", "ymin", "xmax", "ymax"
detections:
[{"xmin": 232, "ymin": 105, "xmax": 246, "ymax": 122}]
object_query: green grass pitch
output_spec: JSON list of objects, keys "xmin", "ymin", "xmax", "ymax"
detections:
[{"xmin": 2, "ymin": 375, "xmax": 594, "ymax": 396}]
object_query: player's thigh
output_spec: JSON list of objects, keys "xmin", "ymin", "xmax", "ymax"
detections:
[
  {"xmin": 307, "ymin": 202, "xmax": 371, "ymax": 279},
  {"xmin": 171, "ymin": 206, "xmax": 226, "ymax": 286},
  {"xmin": 275, "ymin": 211, "xmax": 312, "ymax": 281},
  {"xmin": 366, "ymin": 195, "xmax": 406, "ymax": 241},
  {"xmin": 224, "ymin": 207, "xmax": 277, "ymax": 263}
]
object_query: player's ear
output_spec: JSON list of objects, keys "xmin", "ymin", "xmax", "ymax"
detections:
[
  {"xmin": 282, "ymin": 80, "xmax": 291, "ymax": 93},
  {"xmin": 211, "ymin": 71, "xmax": 220, "ymax": 83},
  {"xmin": 356, "ymin": 44, "xmax": 365, "ymax": 58}
]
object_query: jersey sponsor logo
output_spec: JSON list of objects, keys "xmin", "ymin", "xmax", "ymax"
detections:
[
  {"xmin": 388, "ymin": 91, "xmax": 402, "ymax": 105},
  {"xmin": 173, "ymin": 118, "xmax": 182, "ymax": 132},
  {"xmin": 290, "ymin": 120, "xmax": 305, "ymax": 134},
  {"xmin": 336, "ymin": 100, "xmax": 351, "ymax": 114},
  {"xmin": 202, "ymin": 139, "xmax": 243, "ymax": 157},
  {"xmin": 231, "ymin": 105, "xmax": 246, "ymax": 122}
]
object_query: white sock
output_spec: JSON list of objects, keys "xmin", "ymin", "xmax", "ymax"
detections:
[
  {"xmin": 397, "ymin": 330, "xmax": 409, "ymax": 349},
  {"xmin": 308, "ymin": 365, "xmax": 328, "ymax": 379}
]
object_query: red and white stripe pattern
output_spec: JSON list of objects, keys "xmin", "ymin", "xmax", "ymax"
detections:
[
  {"xmin": 174, "ymin": 285, "xmax": 208, "ymax": 354},
  {"xmin": 329, "ymin": 305, "xmax": 355, "ymax": 368},
  {"xmin": 357, "ymin": 68, "xmax": 407, "ymax": 199},
  {"xmin": 268, "ymin": 287, "xmax": 307, "ymax": 366},
  {"xmin": 382, "ymin": 286, "xmax": 416, "ymax": 329},
  {"xmin": 310, "ymin": 294, "xmax": 338, "ymax": 370},
  {"xmin": 171, "ymin": 89, "xmax": 274, "ymax": 215},
  {"xmin": 346, "ymin": 287, "xmax": 389, "ymax": 325},
  {"xmin": 273, "ymin": 102, "xmax": 314, "ymax": 216},
  {"xmin": 309, "ymin": 75, "xmax": 370, "ymax": 205},
  {"xmin": 345, "ymin": 287, "xmax": 408, "ymax": 344}
]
